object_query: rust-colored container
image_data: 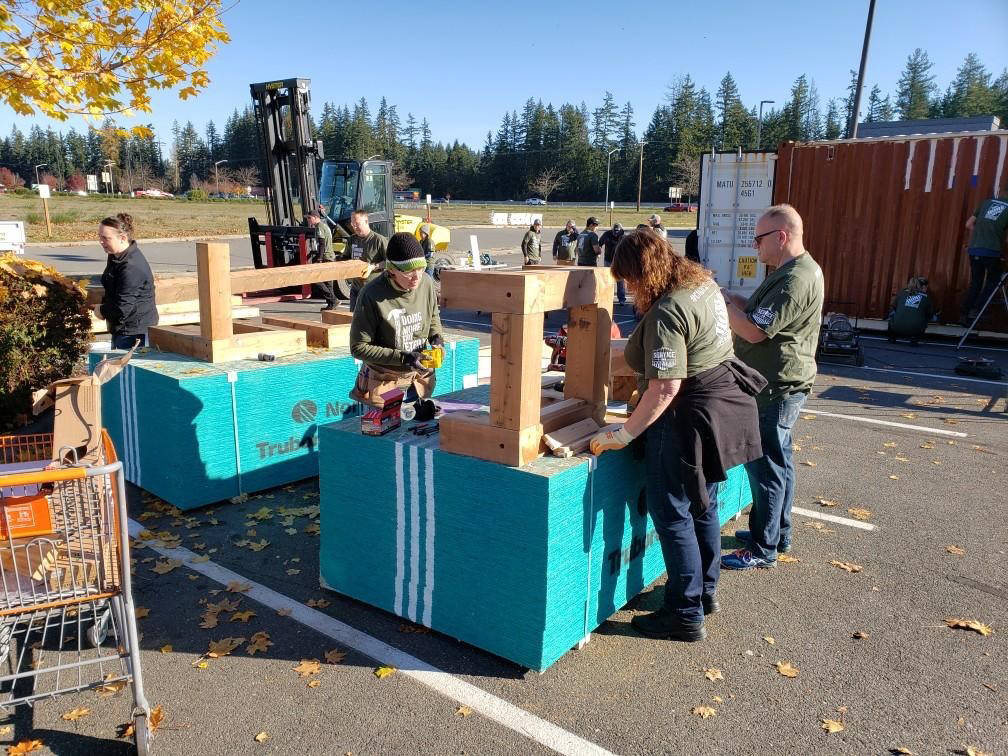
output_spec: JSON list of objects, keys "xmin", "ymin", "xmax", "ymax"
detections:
[{"xmin": 773, "ymin": 131, "xmax": 1008, "ymax": 329}]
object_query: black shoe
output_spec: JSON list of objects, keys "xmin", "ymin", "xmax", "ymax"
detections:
[
  {"xmin": 321, "ymin": 303, "xmax": 336, "ymax": 311},
  {"xmin": 631, "ymin": 609, "xmax": 706, "ymax": 641},
  {"xmin": 702, "ymin": 595, "xmax": 720, "ymax": 615}
]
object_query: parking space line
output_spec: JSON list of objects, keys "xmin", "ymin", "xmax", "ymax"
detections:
[
  {"xmin": 802, "ymin": 409, "xmax": 968, "ymax": 438},
  {"xmin": 126, "ymin": 520, "xmax": 615, "ymax": 756},
  {"xmin": 856, "ymin": 366, "xmax": 1007, "ymax": 387},
  {"xmin": 792, "ymin": 507, "xmax": 877, "ymax": 531},
  {"xmin": 860, "ymin": 334, "xmax": 1008, "ymax": 354}
]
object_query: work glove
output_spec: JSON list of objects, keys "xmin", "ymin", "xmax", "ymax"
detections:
[
  {"xmin": 403, "ymin": 350, "xmax": 426, "ymax": 372},
  {"xmin": 589, "ymin": 424, "xmax": 636, "ymax": 456},
  {"xmin": 429, "ymin": 334, "xmax": 444, "ymax": 347}
]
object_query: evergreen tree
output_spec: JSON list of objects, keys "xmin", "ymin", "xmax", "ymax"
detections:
[
  {"xmin": 895, "ymin": 48, "xmax": 937, "ymax": 120},
  {"xmin": 945, "ymin": 52, "xmax": 998, "ymax": 117},
  {"xmin": 824, "ymin": 99, "xmax": 842, "ymax": 139},
  {"xmin": 842, "ymin": 69, "xmax": 859, "ymax": 137}
]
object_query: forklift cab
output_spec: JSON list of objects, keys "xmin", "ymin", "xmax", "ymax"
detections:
[{"xmin": 319, "ymin": 159, "xmax": 395, "ymax": 240}]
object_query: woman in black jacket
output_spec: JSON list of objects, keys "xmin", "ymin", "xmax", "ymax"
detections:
[
  {"xmin": 589, "ymin": 230, "xmax": 764, "ymax": 643},
  {"xmin": 97, "ymin": 213, "xmax": 157, "ymax": 349}
]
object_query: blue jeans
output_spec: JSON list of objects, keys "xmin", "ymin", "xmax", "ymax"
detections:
[
  {"xmin": 616, "ymin": 278, "xmax": 626, "ymax": 304},
  {"xmin": 645, "ymin": 411, "xmax": 722, "ymax": 624},
  {"xmin": 743, "ymin": 391, "xmax": 807, "ymax": 560},
  {"xmin": 112, "ymin": 333, "xmax": 145, "ymax": 350}
]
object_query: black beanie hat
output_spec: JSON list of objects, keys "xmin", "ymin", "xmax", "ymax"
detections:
[{"xmin": 386, "ymin": 232, "xmax": 427, "ymax": 271}]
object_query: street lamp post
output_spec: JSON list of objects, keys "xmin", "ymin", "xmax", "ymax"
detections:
[
  {"xmin": 757, "ymin": 100, "xmax": 775, "ymax": 151},
  {"xmin": 635, "ymin": 142, "xmax": 648, "ymax": 213},
  {"xmin": 214, "ymin": 160, "xmax": 229, "ymax": 195},
  {"xmin": 848, "ymin": 0, "xmax": 877, "ymax": 139},
  {"xmin": 604, "ymin": 147, "xmax": 619, "ymax": 218},
  {"xmin": 33, "ymin": 163, "xmax": 47, "ymax": 187}
]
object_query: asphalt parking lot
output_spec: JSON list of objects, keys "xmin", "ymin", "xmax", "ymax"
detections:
[{"xmin": 2, "ymin": 249, "xmax": 1005, "ymax": 755}]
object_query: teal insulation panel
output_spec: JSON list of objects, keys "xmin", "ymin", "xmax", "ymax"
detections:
[
  {"xmin": 319, "ymin": 385, "xmax": 753, "ymax": 672},
  {"xmin": 89, "ymin": 338, "xmax": 479, "ymax": 510}
]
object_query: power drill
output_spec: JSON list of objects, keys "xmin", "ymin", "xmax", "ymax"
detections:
[{"xmin": 418, "ymin": 345, "xmax": 444, "ymax": 370}]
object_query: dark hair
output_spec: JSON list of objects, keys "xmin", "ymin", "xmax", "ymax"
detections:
[
  {"xmin": 100, "ymin": 213, "xmax": 135, "ymax": 241},
  {"xmin": 611, "ymin": 230, "xmax": 711, "ymax": 313}
]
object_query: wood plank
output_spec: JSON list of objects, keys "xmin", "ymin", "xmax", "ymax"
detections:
[
  {"xmin": 210, "ymin": 329, "xmax": 306, "ymax": 362},
  {"xmin": 490, "ymin": 312, "xmax": 543, "ymax": 430},
  {"xmin": 539, "ymin": 398, "xmax": 591, "ymax": 434},
  {"xmin": 439, "ymin": 411, "xmax": 543, "ymax": 467},
  {"xmin": 91, "ymin": 305, "xmax": 258, "ymax": 334},
  {"xmin": 541, "ymin": 418, "xmax": 601, "ymax": 451},
  {"xmin": 148, "ymin": 326, "xmax": 212, "ymax": 361},
  {"xmin": 260, "ymin": 314, "xmax": 350, "ymax": 348},
  {"xmin": 611, "ymin": 374, "xmax": 638, "ymax": 402},
  {"xmin": 609, "ymin": 338, "xmax": 634, "ymax": 376},
  {"xmin": 320, "ymin": 309, "xmax": 354, "ymax": 327},
  {"xmin": 562, "ymin": 302, "xmax": 613, "ymax": 424},
  {"xmin": 196, "ymin": 242, "xmax": 233, "ymax": 341},
  {"xmin": 440, "ymin": 270, "xmax": 546, "ymax": 314}
]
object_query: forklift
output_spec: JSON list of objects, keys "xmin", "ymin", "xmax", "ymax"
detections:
[{"xmin": 248, "ymin": 78, "xmax": 396, "ymax": 299}]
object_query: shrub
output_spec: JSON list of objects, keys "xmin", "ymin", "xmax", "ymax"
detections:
[
  {"xmin": 186, "ymin": 188, "xmax": 208, "ymax": 201},
  {"xmin": 26, "ymin": 211, "xmax": 80, "ymax": 225},
  {"xmin": 0, "ymin": 254, "xmax": 92, "ymax": 429},
  {"xmin": 0, "ymin": 167, "xmax": 24, "ymax": 189}
]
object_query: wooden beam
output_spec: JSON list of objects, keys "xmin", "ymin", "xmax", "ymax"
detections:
[
  {"xmin": 439, "ymin": 411, "xmax": 543, "ymax": 467},
  {"xmin": 564, "ymin": 303, "xmax": 612, "ymax": 424},
  {"xmin": 260, "ymin": 315, "xmax": 351, "ymax": 348},
  {"xmin": 196, "ymin": 242, "xmax": 233, "ymax": 341},
  {"xmin": 320, "ymin": 309, "xmax": 354, "ymax": 327},
  {"xmin": 490, "ymin": 312, "xmax": 543, "ymax": 430},
  {"xmin": 441, "ymin": 268, "xmax": 614, "ymax": 314},
  {"xmin": 609, "ymin": 338, "xmax": 634, "ymax": 377},
  {"xmin": 149, "ymin": 324, "xmax": 307, "ymax": 363},
  {"xmin": 539, "ymin": 398, "xmax": 592, "ymax": 434}
]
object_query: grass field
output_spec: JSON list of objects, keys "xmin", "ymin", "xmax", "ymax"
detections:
[{"xmin": 0, "ymin": 192, "xmax": 695, "ymax": 243}]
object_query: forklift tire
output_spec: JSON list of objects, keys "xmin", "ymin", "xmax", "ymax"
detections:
[{"xmin": 334, "ymin": 279, "xmax": 352, "ymax": 300}]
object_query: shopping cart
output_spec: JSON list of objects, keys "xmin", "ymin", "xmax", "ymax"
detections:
[{"xmin": 0, "ymin": 431, "xmax": 153, "ymax": 754}]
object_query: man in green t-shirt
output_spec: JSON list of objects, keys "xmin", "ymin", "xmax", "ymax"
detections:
[
  {"xmin": 306, "ymin": 211, "xmax": 337, "ymax": 310},
  {"xmin": 349, "ymin": 233, "xmax": 444, "ymax": 408},
  {"xmin": 888, "ymin": 276, "xmax": 935, "ymax": 343},
  {"xmin": 343, "ymin": 209, "xmax": 389, "ymax": 312},
  {"xmin": 960, "ymin": 193, "xmax": 1008, "ymax": 325},
  {"xmin": 521, "ymin": 219, "xmax": 542, "ymax": 265},
  {"xmin": 720, "ymin": 204, "xmax": 824, "ymax": 571},
  {"xmin": 576, "ymin": 217, "xmax": 602, "ymax": 266}
]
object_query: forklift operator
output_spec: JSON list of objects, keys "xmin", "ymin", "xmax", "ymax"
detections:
[
  {"xmin": 349, "ymin": 233, "xmax": 444, "ymax": 408},
  {"xmin": 344, "ymin": 209, "xmax": 388, "ymax": 311}
]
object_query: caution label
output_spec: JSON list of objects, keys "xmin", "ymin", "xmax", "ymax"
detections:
[{"xmin": 736, "ymin": 256, "xmax": 757, "ymax": 278}]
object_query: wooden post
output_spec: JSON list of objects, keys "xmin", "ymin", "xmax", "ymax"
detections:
[
  {"xmin": 564, "ymin": 301, "xmax": 613, "ymax": 424},
  {"xmin": 490, "ymin": 312, "xmax": 544, "ymax": 430},
  {"xmin": 196, "ymin": 242, "xmax": 233, "ymax": 341},
  {"xmin": 42, "ymin": 197, "xmax": 52, "ymax": 238}
]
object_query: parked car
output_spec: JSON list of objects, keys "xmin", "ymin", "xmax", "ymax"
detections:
[
  {"xmin": 664, "ymin": 202, "xmax": 698, "ymax": 212},
  {"xmin": 135, "ymin": 189, "xmax": 174, "ymax": 198},
  {"xmin": 525, "ymin": 198, "xmax": 546, "ymax": 205}
]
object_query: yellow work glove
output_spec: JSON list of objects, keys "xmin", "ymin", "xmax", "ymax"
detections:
[
  {"xmin": 362, "ymin": 263, "xmax": 375, "ymax": 278},
  {"xmin": 589, "ymin": 425, "xmax": 636, "ymax": 456}
]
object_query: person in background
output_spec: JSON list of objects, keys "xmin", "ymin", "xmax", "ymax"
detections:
[
  {"xmin": 349, "ymin": 233, "xmax": 444, "ymax": 407},
  {"xmin": 97, "ymin": 213, "xmax": 158, "ymax": 349},
  {"xmin": 648, "ymin": 213, "xmax": 666, "ymax": 237},
  {"xmin": 552, "ymin": 220, "xmax": 577, "ymax": 262},
  {"xmin": 685, "ymin": 229, "xmax": 701, "ymax": 264},
  {"xmin": 720, "ymin": 204, "xmax": 824, "ymax": 571},
  {"xmin": 419, "ymin": 223, "xmax": 436, "ymax": 276},
  {"xmin": 306, "ymin": 210, "xmax": 337, "ymax": 311},
  {"xmin": 576, "ymin": 216, "xmax": 602, "ymax": 266},
  {"xmin": 960, "ymin": 191, "xmax": 1008, "ymax": 325},
  {"xmin": 343, "ymin": 210, "xmax": 388, "ymax": 312},
  {"xmin": 522, "ymin": 219, "xmax": 543, "ymax": 265},
  {"xmin": 888, "ymin": 276, "xmax": 935, "ymax": 344},
  {"xmin": 599, "ymin": 223, "xmax": 626, "ymax": 305},
  {"xmin": 590, "ymin": 230, "xmax": 764, "ymax": 642}
]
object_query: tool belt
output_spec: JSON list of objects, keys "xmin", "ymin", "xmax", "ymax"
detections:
[{"xmin": 350, "ymin": 363, "xmax": 436, "ymax": 409}]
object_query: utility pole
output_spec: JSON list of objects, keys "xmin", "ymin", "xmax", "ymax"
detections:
[
  {"xmin": 635, "ymin": 142, "xmax": 648, "ymax": 213},
  {"xmin": 214, "ymin": 159, "xmax": 228, "ymax": 195},
  {"xmin": 757, "ymin": 100, "xmax": 775, "ymax": 150},
  {"xmin": 604, "ymin": 147, "xmax": 618, "ymax": 213},
  {"xmin": 33, "ymin": 163, "xmax": 47, "ymax": 187},
  {"xmin": 848, "ymin": 0, "xmax": 877, "ymax": 139}
]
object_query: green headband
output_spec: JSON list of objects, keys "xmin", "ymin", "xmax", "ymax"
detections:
[{"xmin": 387, "ymin": 258, "xmax": 428, "ymax": 272}]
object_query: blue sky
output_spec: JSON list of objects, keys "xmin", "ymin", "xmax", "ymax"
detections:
[{"xmin": 2, "ymin": 0, "xmax": 1007, "ymax": 148}]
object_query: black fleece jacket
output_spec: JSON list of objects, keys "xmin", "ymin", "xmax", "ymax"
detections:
[{"xmin": 100, "ymin": 242, "xmax": 158, "ymax": 336}]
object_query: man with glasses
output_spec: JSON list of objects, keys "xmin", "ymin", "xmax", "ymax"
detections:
[{"xmin": 720, "ymin": 204, "xmax": 824, "ymax": 570}]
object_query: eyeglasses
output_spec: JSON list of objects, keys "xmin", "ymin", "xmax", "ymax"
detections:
[{"xmin": 752, "ymin": 228, "xmax": 783, "ymax": 248}]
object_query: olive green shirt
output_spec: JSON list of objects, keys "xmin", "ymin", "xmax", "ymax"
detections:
[
  {"xmin": 521, "ymin": 229, "xmax": 541, "ymax": 264},
  {"xmin": 969, "ymin": 197, "xmax": 1008, "ymax": 254},
  {"xmin": 624, "ymin": 277, "xmax": 734, "ymax": 389},
  {"xmin": 349, "ymin": 272, "xmax": 443, "ymax": 369},
  {"xmin": 734, "ymin": 252, "xmax": 824, "ymax": 405},
  {"xmin": 343, "ymin": 231, "xmax": 388, "ymax": 284},
  {"xmin": 316, "ymin": 221, "xmax": 334, "ymax": 261},
  {"xmin": 890, "ymin": 288, "xmax": 934, "ymax": 336}
]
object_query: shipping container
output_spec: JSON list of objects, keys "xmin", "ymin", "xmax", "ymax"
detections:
[
  {"xmin": 697, "ymin": 151, "xmax": 777, "ymax": 296},
  {"xmin": 773, "ymin": 131, "xmax": 1008, "ymax": 330}
]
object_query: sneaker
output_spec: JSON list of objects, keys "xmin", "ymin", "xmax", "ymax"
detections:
[
  {"xmin": 721, "ymin": 548, "xmax": 776, "ymax": 570},
  {"xmin": 702, "ymin": 594, "xmax": 720, "ymax": 615},
  {"xmin": 631, "ymin": 609, "xmax": 706, "ymax": 641},
  {"xmin": 321, "ymin": 303, "xmax": 336, "ymax": 311},
  {"xmin": 734, "ymin": 529, "xmax": 791, "ymax": 554}
]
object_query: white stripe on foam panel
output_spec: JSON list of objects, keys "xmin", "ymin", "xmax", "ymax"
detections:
[
  {"xmin": 422, "ymin": 448, "xmax": 435, "ymax": 628},
  {"xmin": 394, "ymin": 442, "xmax": 406, "ymax": 616},
  {"xmin": 407, "ymin": 444, "xmax": 420, "ymax": 622}
]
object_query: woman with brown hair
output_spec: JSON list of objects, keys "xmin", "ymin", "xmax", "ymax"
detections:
[
  {"xmin": 590, "ymin": 231, "xmax": 765, "ymax": 642},
  {"xmin": 97, "ymin": 213, "xmax": 157, "ymax": 349}
]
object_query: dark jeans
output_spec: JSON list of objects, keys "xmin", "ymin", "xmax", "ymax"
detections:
[
  {"xmin": 349, "ymin": 283, "xmax": 362, "ymax": 313},
  {"xmin": 961, "ymin": 254, "xmax": 1003, "ymax": 319},
  {"xmin": 111, "ymin": 333, "xmax": 146, "ymax": 350},
  {"xmin": 645, "ymin": 410, "xmax": 722, "ymax": 624},
  {"xmin": 743, "ymin": 391, "xmax": 807, "ymax": 560},
  {"xmin": 313, "ymin": 280, "xmax": 336, "ymax": 305}
]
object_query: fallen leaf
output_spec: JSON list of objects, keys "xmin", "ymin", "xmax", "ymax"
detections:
[
  {"xmin": 852, "ymin": 631, "xmax": 869, "ymax": 639},
  {"xmin": 230, "ymin": 610, "xmax": 256, "ymax": 623},
  {"xmin": 920, "ymin": 443, "xmax": 935, "ymax": 449},
  {"xmin": 227, "ymin": 581, "xmax": 251, "ymax": 593},
  {"xmin": 250, "ymin": 506, "xmax": 273, "ymax": 521},
  {"xmin": 199, "ymin": 612, "xmax": 219, "ymax": 629},
  {"xmin": 775, "ymin": 661, "xmax": 799, "ymax": 678},
  {"xmin": 965, "ymin": 748, "xmax": 991, "ymax": 756},
  {"xmin": 246, "ymin": 631, "xmax": 273, "ymax": 655},
  {"xmin": 890, "ymin": 748, "xmax": 913, "ymax": 755},
  {"xmin": 304, "ymin": 523, "xmax": 320, "ymax": 535},
  {"xmin": 189, "ymin": 555, "xmax": 210, "ymax": 563},
  {"xmin": 0, "ymin": 726, "xmax": 10, "ymax": 736},
  {"xmin": 207, "ymin": 637, "xmax": 245, "ymax": 658},
  {"xmin": 325, "ymin": 649, "xmax": 346, "ymax": 664},
  {"xmin": 247, "ymin": 539, "xmax": 270, "ymax": 552},
  {"xmin": 945, "ymin": 545, "xmax": 965, "ymax": 555},
  {"xmin": 374, "ymin": 665, "xmax": 396, "ymax": 679},
  {"xmin": 816, "ymin": 498, "xmax": 838, "ymax": 507},
  {"xmin": 149, "ymin": 706, "xmax": 165, "ymax": 733},
  {"xmin": 286, "ymin": 569, "xmax": 301, "ymax": 576},
  {"xmin": 942, "ymin": 417, "xmax": 959, "ymax": 425},
  {"xmin": 704, "ymin": 667, "xmax": 723, "ymax": 682},
  {"xmin": 894, "ymin": 456, "xmax": 910, "ymax": 462},
  {"xmin": 777, "ymin": 553, "xmax": 800, "ymax": 563},
  {"xmin": 763, "ymin": 635, "xmax": 775, "ymax": 645},
  {"xmin": 846, "ymin": 507, "xmax": 872, "ymax": 521},
  {"xmin": 830, "ymin": 560, "xmax": 863, "ymax": 573},
  {"xmin": 284, "ymin": 528, "xmax": 298, "ymax": 536},
  {"xmin": 306, "ymin": 599, "xmax": 330, "ymax": 609},
  {"xmin": 801, "ymin": 460, "xmax": 817, "ymax": 467},
  {"xmin": 151, "ymin": 559, "xmax": 182, "ymax": 575},
  {"xmin": 889, "ymin": 475, "xmax": 900, "ymax": 480},
  {"xmin": 276, "ymin": 608, "xmax": 293, "ymax": 617},
  {"xmin": 206, "ymin": 598, "xmax": 240, "ymax": 613},
  {"xmin": 899, "ymin": 412, "xmax": 917, "ymax": 419},
  {"xmin": 883, "ymin": 441, "xmax": 897, "ymax": 448},
  {"xmin": 307, "ymin": 679, "xmax": 321, "ymax": 688},
  {"xmin": 194, "ymin": 660, "xmax": 209, "ymax": 669},
  {"xmin": 96, "ymin": 675, "xmax": 127, "ymax": 697},
  {"xmin": 806, "ymin": 521, "xmax": 834, "ymax": 533},
  {"xmin": 821, "ymin": 718, "xmax": 844, "ymax": 733},
  {"xmin": 116, "ymin": 722, "xmax": 135, "ymax": 739},
  {"xmin": 945, "ymin": 618, "xmax": 993, "ymax": 637},
  {"xmin": 712, "ymin": 695, "xmax": 723, "ymax": 703},
  {"xmin": 293, "ymin": 659, "xmax": 321, "ymax": 677},
  {"xmin": 7, "ymin": 740, "xmax": 44, "ymax": 754},
  {"xmin": 254, "ymin": 732, "xmax": 270, "ymax": 744},
  {"xmin": 134, "ymin": 607, "xmax": 150, "ymax": 619},
  {"xmin": 160, "ymin": 644, "xmax": 173, "ymax": 654},
  {"xmin": 456, "ymin": 706, "xmax": 472, "ymax": 717},
  {"xmin": 691, "ymin": 705, "xmax": 717, "ymax": 719},
  {"xmin": 801, "ymin": 414, "xmax": 815, "ymax": 420},
  {"xmin": 61, "ymin": 707, "xmax": 90, "ymax": 721}
]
